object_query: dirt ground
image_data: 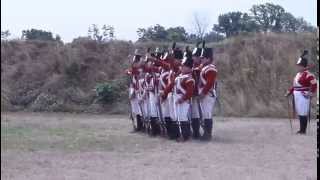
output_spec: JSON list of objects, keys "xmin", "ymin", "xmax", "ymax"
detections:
[{"xmin": 1, "ymin": 112, "xmax": 317, "ymax": 180}]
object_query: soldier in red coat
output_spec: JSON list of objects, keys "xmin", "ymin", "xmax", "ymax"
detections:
[
  {"xmin": 198, "ymin": 47, "xmax": 218, "ymax": 140},
  {"xmin": 160, "ymin": 45, "xmax": 183, "ymax": 139},
  {"xmin": 285, "ymin": 50, "xmax": 317, "ymax": 134},
  {"xmin": 155, "ymin": 50, "xmax": 173, "ymax": 137},
  {"xmin": 144, "ymin": 53, "xmax": 161, "ymax": 136},
  {"xmin": 126, "ymin": 50, "xmax": 143, "ymax": 132},
  {"xmin": 172, "ymin": 52, "xmax": 195, "ymax": 141},
  {"xmin": 190, "ymin": 42, "xmax": 203, "ymax": 139}
]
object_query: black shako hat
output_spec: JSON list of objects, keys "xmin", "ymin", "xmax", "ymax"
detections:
[
  {"xmin": 172, "ymin": 42, "xmax": 183, "ymax": 60},
  {"xmin": 132, "ymin": 49, "xmax": 141, "ymax": 62},
  {"xmin": 182, "ymin": 55, "xmax": 193, "ymax": 68},
  {"xmin": 296, "ymin": 50, "xmax": 308, "ymax": 67},
  {"xmin": 192, "ymin": 41, "xmax": 202, "ymax": 57}
]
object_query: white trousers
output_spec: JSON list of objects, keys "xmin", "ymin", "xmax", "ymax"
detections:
[
  {"xmin": 148, "ymin": 92, "xmax": 158, "ymax": 117},
  {"xmin": 168, "ymin": 93, "xmax": 176, "ymax": 120},
  {"xmin": 173, "ymin": 94, "xmax": 191, "ymax": 122},
  {"xmin": 130, "ymin": 97, "xmax": 141, "ymax": 116},
  {"xmin": 294, "ymin": 91, "xmax": 310, "ymax": 116},
  {"xmin": 199, "ymin": 94, "xmax": 216, "ymax": 119},
  {"xmin": 143, "ymin": 96, "xmax": 150, "ymax": 119},
  {"xmin": 160, "ymin": 97, "xmax": 170, "ymax": 118},
  {"xmin": 191, "ymin": 97, "xmax": 200, "ymax": 118}
]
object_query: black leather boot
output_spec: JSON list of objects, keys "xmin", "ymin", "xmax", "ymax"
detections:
[
  {"xmin": 136, "ymin": 115, "xmax": 143, "ymax": 131},
  {"xmin": 150, "ymin": 117, "xmax": 157, "ymax": 136},
  {"xmin": 201, "ymin": 119, "xmax": 213, "ymax": 141},
  {"xmin": 300, "ymin": 116, "xmax": 308, "ymax": 134},
  {"xmin": 165, "ymin": 117, "xmax": 171, "ymax": 138},
  {"xmin": 181, "ymin": 121, "xmax": 191, "ymax": 141},
  {"xmin": 170, "ymin": 122, "xmax": 179, "ymax": 140},
  {"xmin": 191, "ymin": 118, "xmax": 200, "ymax": 139},
  {"xmin": 155, "ymin": 118, "xmax": 161, "ymax": 135}
]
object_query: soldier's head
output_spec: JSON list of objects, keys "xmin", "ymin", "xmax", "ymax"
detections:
[
  {"xmin": 132, "ymin": 49, "xmax": 142, "ymax": 67},
  {"xmin": 181, "ymin": 54, "xmax": 193, "ymax": 73},
  {"xmin": 200, "ymin": 47, "xmax": 214, "ymax": 65},
  {"xmin": 296, "ymin": 50, "xmax": 308, "ymax": 71},
  {"xmin": 154, "ymin": 47, "xmax": 163, "ymax": 59},
  {"xmin": 173, "ymin": 48, "xmax": 183, "ymax": 62},
  {"xmin": 192, "ymin": 41, "xmax": 202, "ymax": 64}
]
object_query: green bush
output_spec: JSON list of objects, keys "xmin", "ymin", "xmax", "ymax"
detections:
[{"xmin": 95, "ymin": 81, "xmax": 121, "ymax": 104}]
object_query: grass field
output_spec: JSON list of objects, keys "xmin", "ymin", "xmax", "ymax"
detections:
[{"xmin": 1, "ymin": 112, "xmax": 317, "ymax": 180}]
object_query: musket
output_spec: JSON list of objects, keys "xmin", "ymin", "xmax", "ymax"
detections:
[
  {"xmin": 308, "ymin": 89, "xmax": 312, "ymax": 133},
  {"xmin": 196, "ymin": 97, "xmax": 205, "ymax": 130},
  {"xmin": 173, "ymin": 76, "xmax": 184, "ymax": 142},
  {"xmin": 287, "ymin": 95, "xmax": 293, "ymax": 134},
  {"xmin": 175, "ymin": 97, "xmax": 184, "ymax": 142},
  {"xmin": 127, "ymin": 70, "xmax": 137, "ymax": 131},
  {"xmin": 144, "ymin": 47, "xmax": 153, "ymax": 135},
  {"xmin": 153, "ymin": 48, "xmax": 166, "ymax": 136}
]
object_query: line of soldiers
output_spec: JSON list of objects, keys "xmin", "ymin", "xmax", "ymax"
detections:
[{"xmin": 126, "ymin": 41, "xmax": 218, "ymax": 141}]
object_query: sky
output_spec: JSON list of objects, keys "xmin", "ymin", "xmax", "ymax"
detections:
[{"xmin": 1, "ymin": 0, "xmax": 317, "ymax": 42}]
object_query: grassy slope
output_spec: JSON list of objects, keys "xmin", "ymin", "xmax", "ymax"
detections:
[{"xmin": 1, "ymin": 33, "xmax": 318, "ymax": 117}]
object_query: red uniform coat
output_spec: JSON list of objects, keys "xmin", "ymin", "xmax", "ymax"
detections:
[
  {"xmin": 199, "ymin": 64, "xmax": 218, "ymax": 96},
  {"xmin": 288, "ymin": 69, "xmax": 317, "ymax": 94}
]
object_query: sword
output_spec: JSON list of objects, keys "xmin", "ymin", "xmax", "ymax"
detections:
[
  {"xmin": 196, "ymin": 97, "xmax": 205, "ymax": 131},
  {"xmin": 128, "ymin": 75, "xmax": 137, "ymax": 131},
  {"xmin": 287, "ymin": 96, "xmax": 293, "ymax": 134},
  {"xmin": 308, "ymin": 91, "xmax": 312, "ymax": 134},
  {"xmin": 157, "ymin": 94, "xmax": 166, "ymax": 136},
  {"xmin": 173, "ymin": 87, "xmax": 184, "ymax": 142}
]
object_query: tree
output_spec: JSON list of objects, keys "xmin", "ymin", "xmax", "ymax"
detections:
[
  {"xmin": 213, "ymin": 12, "xmax": 259, "ymax": 37},
  {"xmin": 1, "ymin": 30, "xmax": 10, "ymax": 40},
  {"xmin": 88, "ymin": 24, "xmax": 102, "ymax": 42},
  {"xmin": 250, "ymin": 3, "xmax": 285, "ymax": 32},
  {"xmin": 152, "ymin": 24, "xmax": 168, "ymax": 41},
  {"xmin": 88, "ymin": 24, "xmax": 115, "ymax": 42},
  {"xmin": 137, "ymin": 28, "xmax": 148, "ymax": 42},
  {"xmin": 191, "ymin": 13, "xmax": 209, "ymax": 40},
  {"xmin": 241, "ymin": 13, "xmax": 260, "ymax": 33},
  {"xmin": 281, "ymin": 12, "xmax": 299, "ymax": 32},
  {"xmin": 203, "ymin": 31, "xmax": 225, "ymax": 42},
  {"xmin": 166, "ymin": 26, "xmax": 187, "ymax": 42},
  {"xmin": 22, "ymin": 29, "xmax": 56, "ymax": 41},
  {"xmin": 136, "ymin": 24, "xmax": 170, "ymax": 42},
  {"xmin": 294, "ymin": 17, "xmax": 316, "ymax": 32},
  {"xmin": 55, "ymin": 34, "xmax": 62, "ymax": 42},
  {"xmin": 102, "ymin": 25, "xmax": 115, "ymax": 40}
]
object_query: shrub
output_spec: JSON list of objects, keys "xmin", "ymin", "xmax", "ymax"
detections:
[{"xmin": 95, "ymin": 81, "xmax": 121, "ymax": 104}]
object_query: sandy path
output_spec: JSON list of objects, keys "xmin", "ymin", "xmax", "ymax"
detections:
[{"xmin": 1, "ymin": 112, "xmax": 317, "ymax": 180}]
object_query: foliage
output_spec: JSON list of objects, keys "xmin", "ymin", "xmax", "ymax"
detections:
[
  {"xmin": 95, "ymin": 81, "xmax": 122, "ymax": 104},
  {"xmin": 1, "ymin": 30, "xmax": 11, "ymax": 40},
  {"xmin": 88, "ymin": 24, "xmax": 115, "ymax": 42},
  {"xmin": 137, "ymin": 24, "xmax": 224, "ymax": 43},
  {"xmin": 22, "ymin": 29, "xmax": 60, "ymax": 41},
  {"xmin": 212, "ymin": 3, "xmax": 316, "ymax": 37}
]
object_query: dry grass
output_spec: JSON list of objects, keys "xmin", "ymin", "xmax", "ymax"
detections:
[
  {"xmin": 1, "ymin": 33, "xmax": 318, "ymax": 117},
  {"xmin": 1, "ymin": 112, "xmax": 317, "ymax": 180}
]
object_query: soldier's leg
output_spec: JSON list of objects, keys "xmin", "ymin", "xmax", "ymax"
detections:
[
  {"xmin": 294, "ymin": 91, "xmax": 309, "ymax": 135},
  {"xmin": 155, "ymin": 118, "xmax": 161, "ymax": 135},
  {"xmin": 298, "ymin": 116, "xmax": 308, "ymax": 134},
  {"xmin": 150, "ymin": 117, "xmax": 160, "ymax": 136},
  {"xmin": 172, "ymin": 122, "xmax": 180, "ymax": 139},
  {"xmin": 165, "ymin": 117, "xmax": 172, "ymax": 137},
  {"xmin": 136, "ymin": 115, "xmax": 143, "ymax": 131},
  {"xmin": 200, "ymin": 95, "xmax": 215, "ymax": 141},
  {"xmin": 202, "ymin": 119, "xmax": 213, "ymax": 140},
  {"xmin": 191, "ymin": 118, "xmax": 200, "ymax": 138},
  {"xmin": 181, "ymin": 121, "xmax": 191, "ymax": 141}
]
